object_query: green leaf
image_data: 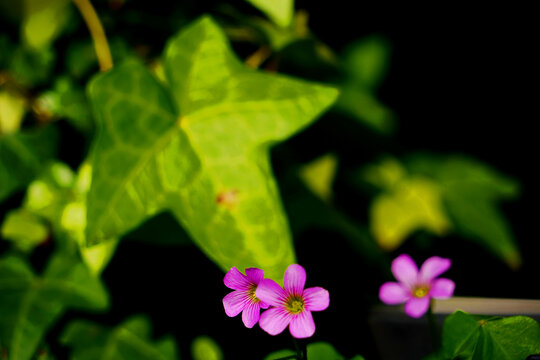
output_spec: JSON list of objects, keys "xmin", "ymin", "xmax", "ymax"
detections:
[
  {"xmin": 86, "ymin": 16, "xmax": 338, "ymax": 280},
  {"xmin": 21, "ymin": 0, "xmax": 72, "ymax": 49},
  {"xmin": 0, "ymin": 125, "xmax": 59, "ymax": 202},
  {"xmin": 1, "ymin": 209, "xmax": 49, "ymax": 251},
  {"xmin": 334, "ymin": 36, "xmax": 395, "ymax": 134},
  {"xmin": 299, "ymin": 153, "xmax": 338, "ymax": 203},
  {"xmin": 36, "ymin": 76, "xmax": 93, "ymax": 133},
  {"xmin": 191, "ymin": 336, "xmax": 223, "ymax": 360},
  {"xmin": 264, "ymin": 342, "xmax": 363, "ymax": 360},
  {"xmin": 9, "ymin": 46, "xmax": 56, "ymax": 86},
  {"xmin": 363, "ymin": 158, "xmax": 451, "ymax": 250},
  {"xmin": 0, "ymin": 90, "xmax": 27, "ymax": 134},
  {"xmin": 246, "ymin": 0, "xmax": 294, "ymax": 28},
  {"xmin": 440, "ymin": 311, "xmax": 540, "ymax": 359},
  {"xmin": 60, "ymin": 316, "xmax": 178, "ymax": 360},
  {"xmin": 342, "ymin": 35, "xmax": 391, "ymax": 90},
  {"xmin": 335, "ymin": 88, "xmax": 396, "ymax": 134},
  {"xmin": 408, "ymin": 155, "xmax": 521, "ymax": 268},
  {"xmin": 0, "ymin": 254, "xmax": 109, "ymax": 360}
]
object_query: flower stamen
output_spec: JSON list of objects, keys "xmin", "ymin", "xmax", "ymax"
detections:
[
  {"xmin": 413, "ymin": 285, "xmax": 430, "ymax": 298},
  {"xmin": 285, "ymin": 296, "xmax": 305, "ymax": 314}
]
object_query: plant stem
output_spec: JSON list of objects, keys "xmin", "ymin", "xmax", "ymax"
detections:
[
  {"xmin": 427, "ymin": 301, "xmax": 441, "ymax": 350},
  {"xmin": 72, "ymin": 0, "xmax": 113, "ymax": 71},
  {"xmin": 291, "ymin": 338, "xmax": 307, "ymax": 360}
]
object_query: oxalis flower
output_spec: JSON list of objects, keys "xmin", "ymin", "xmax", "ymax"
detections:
[
  {"xmin": 223, "ymin": 267, "xmax": 270, "ymax": 328},
  {"xmin": 255, "ymin": 264, "xmax": 330, "ymax": 338},
  {"xmin": 379, "ymin": 254, "xmax": 455, "ymax": 318}
]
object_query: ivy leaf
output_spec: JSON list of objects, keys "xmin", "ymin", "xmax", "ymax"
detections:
[
  {"xmin": 440, "ymin": 311, "xmax": 540, "ymax": 359},
  {"xmin": 0, "ymin": 254, "xmax": 109, "ymax": 360},
  {"xmin": 0, "ymin": 125, "xmax": 59, "ymax": 202},
  {"xmin": 246, "ymin": 0, "xmax": 294, "ymax": 28},
  {"xmin": 362, "ymin": 158, "xmax": 451, "ymax": 250},
  {"xmin": 86, "ymin": 17, "xmax": 338, "ymax": 280},
  {"xmin": 60, "ymin": 316, "xmax": 178, "ymax": 360},
  {"xmin": 408, "ymin": 155, "xmax": 521, "ymax": 268}
]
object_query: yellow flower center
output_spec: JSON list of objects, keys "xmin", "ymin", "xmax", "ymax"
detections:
[
  {"xmin": 285, "ymin": 296, "xmax": 305, "ymax": 314},
  {"xmin": 413, "ymin": 286, "xmax": 430, "ymax": 298},
  {"xmin": 248, "ymin": 285, "xmax": 260, "ymax": 303}
]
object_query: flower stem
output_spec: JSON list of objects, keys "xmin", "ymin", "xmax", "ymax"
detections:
[
  {"xmin": 292, "ymin": 338, "xmax": 307, "ymax": 360},
  {"xmin": 427, "ymin": 301, "xmax": 441, "ymax": 350},
  {"xmin": 72, "ymin": 0, "xmax": 113, "ymax": 71}
]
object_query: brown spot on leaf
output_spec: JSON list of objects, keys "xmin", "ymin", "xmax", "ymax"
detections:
[{"xmin": 217, "ymin": 190, "xmax": 239, "ymax": 209}]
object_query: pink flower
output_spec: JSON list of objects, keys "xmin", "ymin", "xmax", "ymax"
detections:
[
  {"xmin": 379, "ymin": 254, "xmax": 455, "ymax": 318},
  {"xmin": 255, "ymin": 264, "xmax": 330, "ymax": 338},
  {"xmin": 223, "ymin": 267, "xmax": 270, "ymax": 328}
]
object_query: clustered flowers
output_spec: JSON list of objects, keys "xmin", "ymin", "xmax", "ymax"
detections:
[
  {"xmin": 223, "ymin": 254, "xmax": 454, "ymax": 338},
  {"xmin": 223, "ymin": 264, "xmax": 330, "ymax": 338}
]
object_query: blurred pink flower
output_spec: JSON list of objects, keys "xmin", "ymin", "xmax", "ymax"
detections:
[
  {"xmin": 379, "ymin": 254, "xmax": 455, "ymax": 318},
  {"xmin": 223, "ymin": 267, "xmax": 270, "ymax": 328},
  {"xmin": 255, "ymin": 264, "xmax": 330, "ymax": 338}
]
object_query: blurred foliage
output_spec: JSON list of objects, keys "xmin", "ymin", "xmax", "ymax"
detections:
[
  {"xmin": 265, "ymin": 341, "xmax": 365, "ymax": 360},
  {"xmin": 0, "ymin": 0, "xmax": 530, "ymax": 358},
  {"xmin": 191, "ymin": 336, "xmax": 224, "ymax": 360},
  {"xmin": 0, "ymin": 254, "xmax": 108, "ymax": 360},
  {"xmin": 426, "ymin": 311, "xmax": 540, "ymax": 359},
  {"xmin": 61, "ymin": 316, "xmax": 178, "ymax": 359},
  {"xmin": 360, "ymin": 155, "xmax": 521, "ymax": 268}
]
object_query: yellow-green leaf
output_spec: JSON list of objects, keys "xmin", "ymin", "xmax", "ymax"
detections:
[
  {"xmin": 370, "ymin": 177, "xmax": 451, "ymax": 250},
  {"xmin": 246, "ymin": 0, "xmax": 294, "ymax": 28},
  {"xmin": 299, "ymin": 153, "xmax": 338, "ymax": 202},
  {"xmin": 0, "ymin": 90, "xmax": 26, "ymax": 134},
  {"xmin": 86, "ymin": 17, "xmax": 338, "ymax": 280}
]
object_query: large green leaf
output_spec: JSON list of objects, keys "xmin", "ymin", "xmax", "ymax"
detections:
[
  {"xmin": 437, "ymin": 310, "xmax": 540, "ymax": 359},
  {"xmin": 407, "ymin": 155, "xmax": 521, "ymax": 268},
  {"xmin": 60, "ymin": 316, "xmax": 178, "ymax": 360},
  {"xmin": 0, "ymin": 125, "xmax": 59, "ymax": 202},
  {"xmin": 0, "ymin": 254, "xmax": 108, "ymax": 360},
  {"xmin": 86, "ymin": 16, "xmax": 338, "ymax": 280}
]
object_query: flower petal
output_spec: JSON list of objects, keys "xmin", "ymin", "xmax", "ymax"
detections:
[
  {"xmin": 245, "ymin": 268, "xmax": 265, "ymax": 285},
  {"xmin": 404, "ymin": 297, "xmax": 430, "ymax": 318},
  {"xmin": 391, "ymin": 254, "xmax": 419, "ymax": 288},
  {"xmin": 223, "ymin": 290, "xmax": 248, "ymax": 317},
  {"xmin": 256, "ymin": 279, "xmax": 287, "ymax": 307},
  {"xmin": 259, "ymin": 307, "xmax": 291, "ymax": 335},
  {"xmin": 242, "ymin": 302, "xmax": 261, "ymax": 328},
  {"xmin": 224, "ymin": 267, "xmax": 250, "ymax": 290},
  {"xmin": 284, "ymin": 264, "xmax": 306, "ymax": 296},
  {"xmin": 430, "ymin": 278, "xmax": 455, "ymax": 299},
  {"xmin": 420, "ymin": 256, "xmax": 451, "ymax": 282},
  {"xmin": 303, "ymin": 287, "xmax": 329, "ymax": 312},
  {"xmin": 289, "ymin": 311, "xmax": 315, "ymax": 339},
  {"xmin": 379, "ymin": 282, "xmax": 410, "ymax": 305}
]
